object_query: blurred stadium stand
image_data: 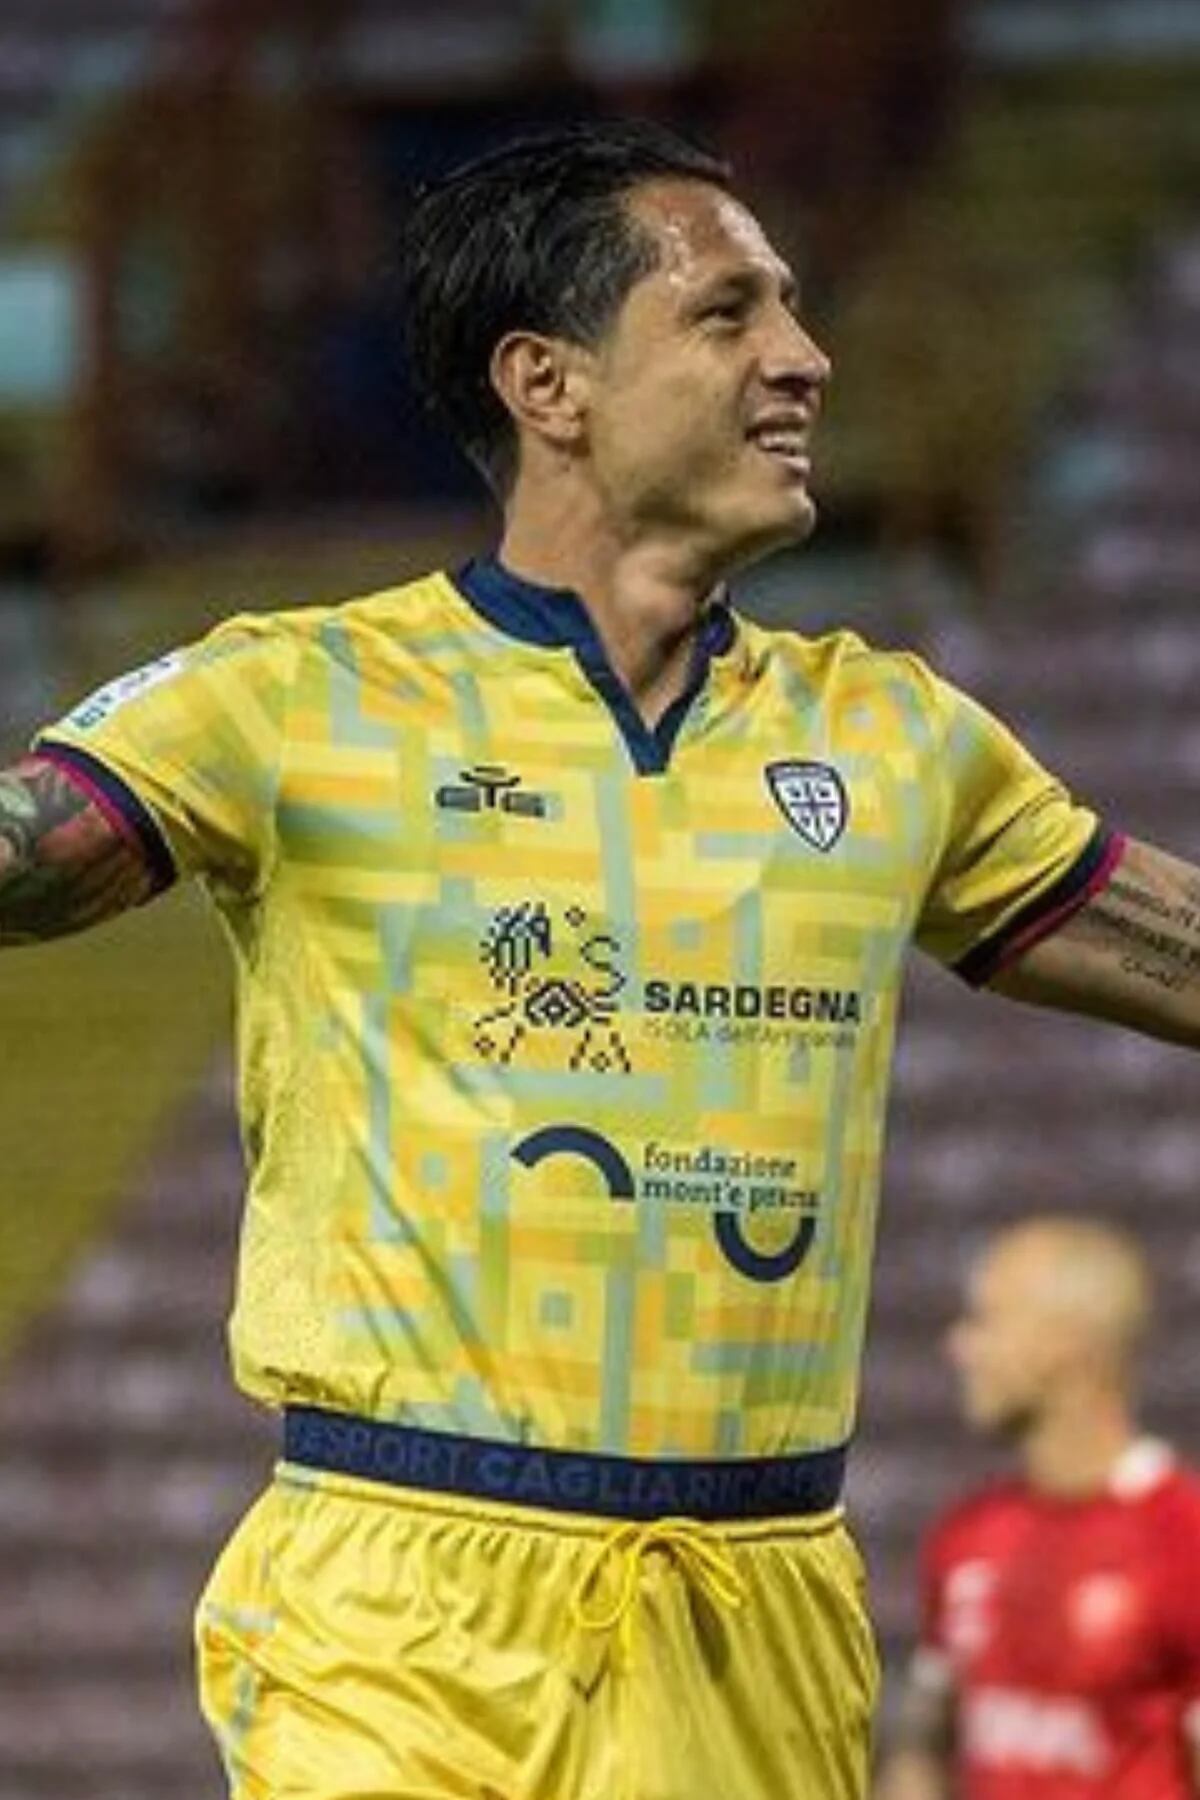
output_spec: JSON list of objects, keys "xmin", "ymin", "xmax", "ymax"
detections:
[
  {"xmin": 0, "ymin": 1065, "xmax": 269, "ymax": 1800},
  {"xmin": 3, "ymin": 0, "xmax": 1200, "ymax": 1791},
  {"xmin": 857, "ymin": 215, "xmax": 1200, "ymax": 1704}
]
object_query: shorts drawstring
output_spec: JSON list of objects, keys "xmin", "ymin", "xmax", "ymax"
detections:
[{"xmin": 569, "ymin": 1516, "xmax": 747, "ymax": 1672}]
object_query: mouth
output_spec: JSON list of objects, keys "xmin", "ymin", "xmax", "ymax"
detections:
[{"xmin": 746, "ymin": 421, "xmax": 813, "ymax": 481}]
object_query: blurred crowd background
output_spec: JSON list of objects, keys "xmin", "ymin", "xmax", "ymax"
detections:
[{"xmin": 1, "ymin": 1, "xmax": 1200, "ymax": 1795}]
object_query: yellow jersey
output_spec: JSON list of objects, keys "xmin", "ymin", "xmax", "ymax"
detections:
[{"xmin": 38, "ymin": 559, "xmax": 1113, "ymax": 1463}]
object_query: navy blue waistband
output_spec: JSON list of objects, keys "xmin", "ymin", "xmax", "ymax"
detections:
[{"xmin": 283, "ymin": 1406, "xmax": 847, "ymax": 1522}]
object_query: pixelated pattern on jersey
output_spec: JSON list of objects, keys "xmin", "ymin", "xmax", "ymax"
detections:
[{"xmin": 37, "ymin": 574, "xmax": 1099, "ymax": 1459}]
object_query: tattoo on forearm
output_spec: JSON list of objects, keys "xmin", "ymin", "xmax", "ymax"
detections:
[
  {"xmin": 1104, "ymin": 875, "xmax": 1200, "ymax": 933},
  {"xmin": 0, "ymin": 759, "xmax": 152, "ymax": 945},
  {"xmin": 1080, "ymin": 874, "xmax": 1200, "ymax": 997}
]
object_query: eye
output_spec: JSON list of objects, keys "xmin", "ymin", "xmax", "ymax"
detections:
[{"xmin": 700, "ymin": 297, "xmax": 747, "ymax": 327}]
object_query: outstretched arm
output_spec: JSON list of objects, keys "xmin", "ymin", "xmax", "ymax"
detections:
[
  {"xmin": 992, "ymin": 838, "xmax": 1200, "ymax": 1049},
  {"xmin": 0, "ymin": 755, "xmax": 157, "ymax": 946}
]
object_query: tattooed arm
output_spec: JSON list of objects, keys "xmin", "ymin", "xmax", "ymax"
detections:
[
  {"xmin": 0, "ymin": 756, "xmax": 158, "ymax": 947},
  {"xmin": 992, "ymin": 838, "xmax": 1200, "ymax": 1048}
]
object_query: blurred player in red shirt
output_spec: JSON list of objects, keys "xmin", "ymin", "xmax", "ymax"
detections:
[{"xmin": 876, "ymin": 1217, "xmax": 1200, "ymax": 1800}]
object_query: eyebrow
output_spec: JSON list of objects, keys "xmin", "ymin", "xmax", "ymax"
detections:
[{"xmin": 690, "ymin": 264, "xmax": 800, "ymax": 310}]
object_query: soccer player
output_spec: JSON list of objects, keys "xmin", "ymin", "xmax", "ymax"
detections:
[
  {"xmin": 3, "ymin": 118, "xmax": 1200, "ymax": 1799},
  {"xmin": 875, "ymin": 1219, "xmax": 1200, "ymax": 1800}
]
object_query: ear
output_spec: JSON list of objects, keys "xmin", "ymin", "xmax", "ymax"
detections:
[{"xmin": 490, "ymin": 331, "xmax": 589, "ymax": 452}]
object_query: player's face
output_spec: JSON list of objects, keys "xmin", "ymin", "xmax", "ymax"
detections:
[
  {"xmin": 581, "ymin": 179, "xmax": 831, "ymax": 570},
  {"xmin": 946, "ymin": 1246, "xmax": 1068, "ymax": 1437}
]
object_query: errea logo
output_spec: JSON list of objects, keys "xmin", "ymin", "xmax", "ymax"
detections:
[{"xmin": 435, "ymin": 764, "xmax": 549, "ymax": 817}]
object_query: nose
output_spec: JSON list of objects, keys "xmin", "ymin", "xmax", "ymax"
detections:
[{"xmin": 762, "ymin": 308, "xmax": 832, "ymax": 393}]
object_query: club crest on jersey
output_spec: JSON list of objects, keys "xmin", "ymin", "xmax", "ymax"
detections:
[{"xmin": 765, "ymin": 761, "xmax": 848, "ymax": 852}]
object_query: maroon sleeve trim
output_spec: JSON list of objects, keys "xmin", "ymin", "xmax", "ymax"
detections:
[
  {"xmin": 34, "ymin": 742, "xmax": 177, "ymax": 894},
  {"xmin": 952, "ymin": 826, "xmax": 1126, "ymax": 988}
]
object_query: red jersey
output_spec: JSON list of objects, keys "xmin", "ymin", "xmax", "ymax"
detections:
[{"xmin": 916, "ymin": 1442, "xmax": 1200, "ymax": 1799}]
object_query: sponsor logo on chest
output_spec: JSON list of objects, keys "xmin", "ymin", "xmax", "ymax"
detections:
[{"xmin": 963, "ymin": 1687, "xmax": 1110, "ymax": 1778}]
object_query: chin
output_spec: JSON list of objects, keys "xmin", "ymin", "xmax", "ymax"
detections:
[
  {"xmin": 722, "ymin": 497, "xmax": 817, "ymax": 572},
  {"xmin": 767, "ymin": 484, "xmax": 819, "ymax": 549},
  {"xmin": 969, "ymin": 1399, "xmax": 1035, "ymax": 1442}
]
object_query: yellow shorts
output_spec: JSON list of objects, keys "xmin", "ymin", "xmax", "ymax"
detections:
[{"xmin": 197, "ymin": 1466, "xmax": 878, "ymax": 1800}]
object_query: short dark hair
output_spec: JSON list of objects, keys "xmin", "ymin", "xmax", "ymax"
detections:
[{"xmin": 393, "ymin": 119, "xmax": 732, "ymax": 494}]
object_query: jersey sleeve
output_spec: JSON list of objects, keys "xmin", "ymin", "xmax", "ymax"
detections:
[
  {"xmin": 911, "ymin": 664, "xmax": 1122, "ymax": 983},
  {"xmin": 33, "ymin": 615, "xmax": 299, "ymax": 900}
]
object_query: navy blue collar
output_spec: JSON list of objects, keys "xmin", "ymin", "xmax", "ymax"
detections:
[
  {"xmin": 454, "ymin": 555, "xmax": 735, "ymax": 659},
  {"xmin": 452, "ymin": 555, "xmax": 737, "ymax": 775}
]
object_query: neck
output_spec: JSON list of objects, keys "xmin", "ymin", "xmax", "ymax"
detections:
[
  {"xmin": 1019, "ymin": 1386, "xmax": 1138, "ymax": 1498},
  {"xmin": 498, "ymin": 485, "xmax": 729, "ymax": 715}
]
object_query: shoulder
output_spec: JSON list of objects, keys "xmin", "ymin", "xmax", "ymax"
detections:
[
  {"xmin": 195, "ymin": 570, "xmax": 460, "ymax": 677},
  {"xmin": 1143, "ymin": 1464, "xmax": 1200, "ymax": 1535},
  {"xmin": 214, "ymin": 569, "xmax": 452, "ymax": 648},
  {"xmin": 737, "ymin": 615, "xmax": 956, "ymax": 718},
  {"xmin": 924, "ymin": 1481, "xmax": 1030, "ymax": 1566}
]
